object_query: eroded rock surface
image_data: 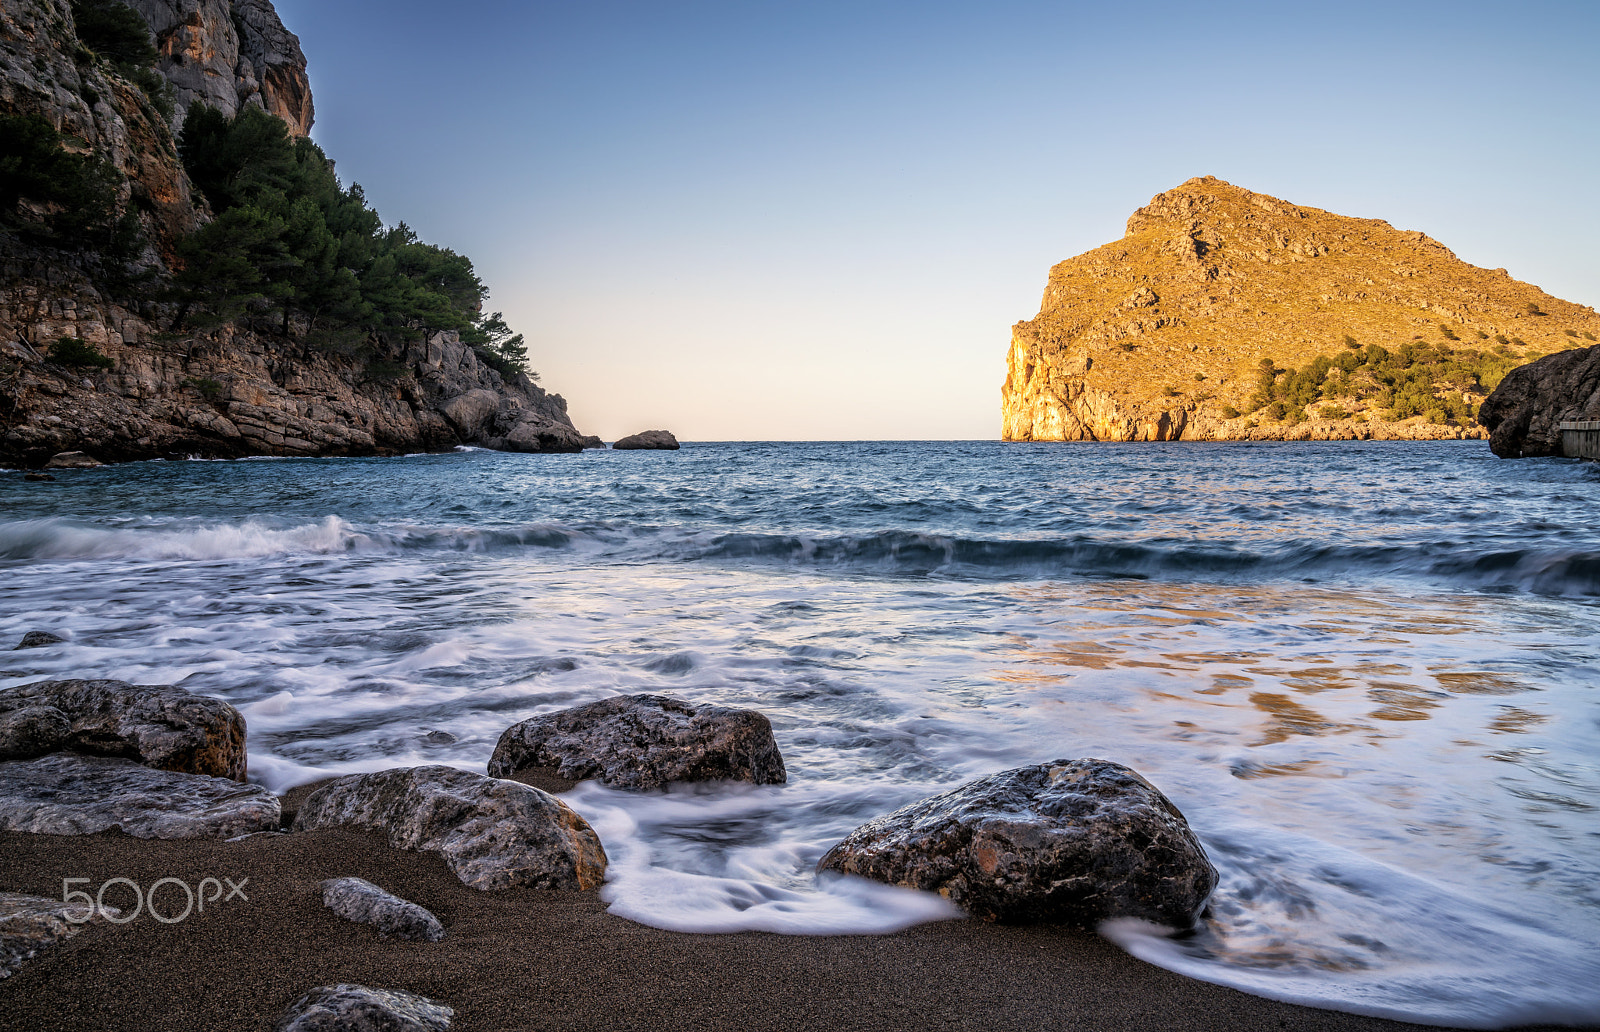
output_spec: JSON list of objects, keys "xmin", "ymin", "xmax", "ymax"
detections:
[
  {"xmin": 0, "ymin": 754, "xmax": 279, "ymax": 838},
  {"xmin": 275, "ymin": 984, "xmax": 452, "ymax": 1032},
  {"xmin": 0, "ymin": 679, "xmax": 247, "ymax": 779},
  {"xmin": 817, "ymin": 759, "xmax": 1216, "ymax": 927},
  {"xmin": 1479, "ymin": 343, "xmax": 1600, "ymax": 457},
  {"xmin": 612, "ymin": 430, "xmax": 680, "ymax": 450},
  {"xmin": 1, "ymin": 891, "xmax": 121, "ymax": 980},
  {"xmin": 488, "ymin": 694, "xmax": 786, "ymax": 791},
  {"xmin": 320, "ymin": 877, "xmax": 444, "ymax": 942},
  {"xmin": 291, "ymin": 766, "xmax": 606, "ymax": 891}
]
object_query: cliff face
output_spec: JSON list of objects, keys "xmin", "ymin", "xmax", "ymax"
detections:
[
  {"xmin": 1478, "ymin": 344, "xmax": 1600, "ymax": 458},
  {"xmin": 1002, "ymin": 177, "xmax": 1600, "ymax": 442},
  {"xmin": 0, "ymin": 0, "xmax": 591, "ymax": 464}
]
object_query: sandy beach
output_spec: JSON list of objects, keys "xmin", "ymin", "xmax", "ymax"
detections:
[{"xmin": 2, "ymin": 776, "xmax": 1592, "ymax": 1032}]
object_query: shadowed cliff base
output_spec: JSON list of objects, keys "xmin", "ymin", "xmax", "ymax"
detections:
[{"xmin": 1002, "ymin": 177, "xmax": 1600, "ymax": 443}]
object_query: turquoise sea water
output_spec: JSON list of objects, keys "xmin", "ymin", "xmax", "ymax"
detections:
[{"xmin": 1, "ymin": 440, "xmax": 1597, "ymax": 1027}]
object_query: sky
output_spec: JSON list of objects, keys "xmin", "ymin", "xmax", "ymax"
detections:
[{"xmin": 270, "ymin": 0, "xmax": 1600, "ymax": 441}]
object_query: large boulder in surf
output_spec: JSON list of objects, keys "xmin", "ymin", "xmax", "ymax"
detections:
[
  {"xmin": 275, "ymin": 984, "xmax": 453, "ymax": 1032},
  {"xmin": 0, "ymin": 679, "xmax": 248, "ymax": 780},
  {"xmin": 291, "ymin": 766, "xmax": 606, "ymax": 891},
  {"xmin": 612, "ymin": 429, "xmax": 679, "ymax": 450},
  {"xmin": 0, "ymin": 754, "xmax": 280, "ymax": 839},
  {"xmin": 817, "ymin": 759, "xmax": 1216, "ymax": 927},
  {"xmin": 487, "ymin": 693, "xmax": 786, "ymax": 791}
]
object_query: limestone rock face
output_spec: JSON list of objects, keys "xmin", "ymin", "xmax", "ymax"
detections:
[
  {"xmin": 1002, "ymin": 177, "xmax": 1600, "ymax": 442},
  {"xmin": 1, "ymin": 891, "xmax": 122, "ymax": 980},
  {"xmin": 125, "ymin": 0, "xmax": 313, "ymax": 138},
  {"xmin": 320, "ymin": 877, "xmax": 445, "ymax": 943},
  {"xmin": 488, "ymin": 693, "xmax": 787, "ymax": 791},
  {"xmin": 817, "ymin": 759, "xmax": 1216, "ymax": 927},
  {"xmin": 275, "ymin": 984, "xmax": 453, "ymax": 1032},
  {"xmin": 612, "ymin": 429, "xmax": 680, "ymax": 450},
  {"xmin": 291, "ymin": 766, "xmax": 607, "ymax": 891},
  {"xmin": 0, "ymin": 679, "xmax": 247, "ymax": 780},
  {"xmin": 1478, "ymin": 343, "xmax": 1600, "ymax": 458},
  {"xmin": 0, "ymin": 754, "xmax": 280, "ymax": 838}
]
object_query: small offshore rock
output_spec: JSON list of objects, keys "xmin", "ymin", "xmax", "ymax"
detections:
[
  {"xmin": 578, "ymin": 434, "xmax": 605, "ymax": 449},
  {"xmin": 275, "ymin": 984, "xmax": 453, "ymax": 1032},
  {"xmin": 1, "ymin": 891, "xmax": 122, "ymax": 980},
  {"xmin": 0, "ymin": 679, "xmax": 247, "ymax": 779},
  {"xmin": 291, "ymin": 766, "xmax": 607, "ymax": 891},
  {"xmin": 22, "ymin": 473, "xmax": 54, "ymax": 482},
  {"xmin": 612, "ymin": 429, "xmax": 680, "ymax": 450},
  {"xmin": 321, "ymin": 877, "xmax": 444, "ymax": 942},
  {"xmin": 419, "ymin": 730, "xmax": 457, "ymax": 745},
  {"xmin": 817, "ymin": 758, "xmax": 1217, "ymax": 928},
  {"xmin": 43, "ymin": 452, "xmax": 102, "ymax": 469},
  {"xmin": 12, "ymin": 631, "xmax": 65, "ymax": 650},
  {"xmin": 0, "ymin": 754, "xmax": 280, "ymax": 839},
  {"xmin": 488, "ymin": 693, "xmax": 786, "ymax": 791}
]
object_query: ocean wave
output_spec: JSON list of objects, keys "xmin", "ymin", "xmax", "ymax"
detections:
[{"xmin": 3, "ymin": 517, "xmax": 1596, "ymax": 596}]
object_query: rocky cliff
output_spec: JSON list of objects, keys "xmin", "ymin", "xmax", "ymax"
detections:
[
  {"xmin": 1478, "ymin": 344, "xmax": 1600, "ymax": 458},
  {"xmin": 1002, "ymin": 177, "xmax": 1600, "ymax": 442},
  {"xmin": 0, "ymin": 0, "xmax": 590, "ymax": 466}
]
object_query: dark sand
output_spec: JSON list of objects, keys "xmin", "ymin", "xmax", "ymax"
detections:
[{"xmin": 0, "ymin": 778, "xmax": 1589, "ymax": 1032}]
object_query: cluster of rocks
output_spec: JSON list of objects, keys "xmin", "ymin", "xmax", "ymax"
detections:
[{"xmin": 0, "ymin": 669, "xmax": 1218, "ymax": 1019}]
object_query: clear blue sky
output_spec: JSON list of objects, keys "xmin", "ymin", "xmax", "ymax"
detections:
[{"xmin": 272, "ymin": 0, "xmax": 1600, "ymax": 441}]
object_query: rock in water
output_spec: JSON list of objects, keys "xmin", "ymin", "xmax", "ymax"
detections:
[
  {"xmin": 0, "ymin": 754, "xmax": 280, "ymax": 839},
  {"xmin": 275, "ymin": 984, "xmax": 453, "ymax": 1032},
  {"xmin": 0, "ymin": 679, "xmax": 247, "ymax": 780},
  {"xmin": 1478, "ymin": 343, "xmax": 1600, "ymax": 457},
  {"xmin": 291, "ymin": 766, "xmax": 607, "ymax": 891},
  {"xmin": 612, "ymin": 430, "xmax": 680, "ymax": 450},
  {"xmin": 11, "ymin": 631, "xmax": 65, "ymax": 650},
  {"xmin": 320, "ymin": 877, "xmax": 444, "ymax": 942},
  {"xmin": 1, "ymin": 891, "xmax": 122, "ymax": 980},
  {"xmin": 487, "ymin": 694, "xmax": 786, "ymax": 791},
  {"xmin": 43, "ymin": 452, "xmax": 102, "ymax": 469},
  {"xmin": 817, "ymin": 759, "xmax": 1216, "ymax": 928}
]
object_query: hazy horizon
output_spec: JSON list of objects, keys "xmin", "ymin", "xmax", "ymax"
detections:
[{"xmin": 273, "ymin": 0, "xmax": 1600, "ymax": 442}]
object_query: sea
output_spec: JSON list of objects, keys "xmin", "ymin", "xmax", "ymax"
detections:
[{"xmin": 2, "ymin": 440, "xmax": 1597, "ymax": 1028}]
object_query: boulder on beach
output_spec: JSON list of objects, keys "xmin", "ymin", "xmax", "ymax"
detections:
[
  {"xmin": 43, "ymin": 451, "xmax": 102, "ymax": 469},
  {"xmin": 11, "ymin": 631, "xmax": 65, "ymax": 651},
  {"xmin": 275, "ymin": 984, "xmax": 453, "ymax": 1032},
  {"xmin": 817, "ymin": 759, "xmax": 1217, "ymax": 928},
  {"xmin": 1, "ymin": 890, "xmax": 122, "ymax": 980},
  {"xmin": 487, "ymin": 693, "xmax": 787, "ymax": 791},
  {"xmin": 291, "ymin": 766, "xmax": 607, "ymax": 891},
  {"xmin": 0, "ymin": 754, "xmax": 280, "ymax": 839},
  {"xmin": 611, "ymin": 429, "xmax": 680, "ymax": 450},
  {"xmin": 321, "ymin": 877, "xmax": 445, "ymax": 942},
  {"xmin": 0, "ymin": 679, "xmax": 248, "ymax": 780}
]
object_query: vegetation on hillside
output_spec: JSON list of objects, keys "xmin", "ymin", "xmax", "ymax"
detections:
[
  {"xmin": 69, "ymin": 0, "xmax": 174, "ymax": 119},
  {"xmin": 172, "ymin": 105, "xmax": 531, "ymax": 376},
  {"xmin": 0, "ymin": 113, "xmax": 135, "ymax": 250},
  {"xmin": 1247, "ymin": 336, "xmax": 1542, "ymax": 426}
]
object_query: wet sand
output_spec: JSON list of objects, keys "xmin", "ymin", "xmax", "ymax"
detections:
[{"xmin": 2, "ymin": 815, "xmax": 1588, "ymax": 1032}]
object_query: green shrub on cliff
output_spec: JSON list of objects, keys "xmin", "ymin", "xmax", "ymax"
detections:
[
  {"xmin": 70, "ymin": 0, "xmax": 158, "ymax": 70},
  {"xmin": 47, "ymin": 336, "xmax": 114, "ymax": 369},
  {"xmin": 0, "ymin": 114, "xmax": 127, "ymax": 247}
]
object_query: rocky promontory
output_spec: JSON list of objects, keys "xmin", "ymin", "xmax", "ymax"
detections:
[
  {"xmin": 0, "ymin": 0, "xmax": 590, "ymax": 465},
  {"xmin": 1478, "ymin": 343, "xmax": 1600, "ymax": 458},
  {"xmin": 1002, "ymin": 177, "xmax": 1600, "ymax": 442}
]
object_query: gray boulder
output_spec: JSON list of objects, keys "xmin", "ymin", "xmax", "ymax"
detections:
[
  {"xmin": 487, "ymin": 693, "xmax": 786, "ymax": 791},
  {"xmin": 12, "ymin": 631, "xmax": 65, "ymax": 650},
  {"xmin": 291, "ymin": 766, "xmax": 606, "ymax": 891},
  {"xmin": 275, "ymin": 984, "xmax": 452, "ymax": 1032},
  {"xmin": 0, "ymin": 679, "xmax": 247, "ymax": 780},
  {"xmin": 43, "ymin": 451, "xmax": 102, "ymax": 469},
  {"xmin": 320, "ymin": 877, "xmax": 444, "ymax": 942},
  {"xmin": 817, "ymin": 759, "xmax": 1216, "ymax": 928},
  {"xmin": 1, "ymin": 891, "xmax": 122, "ymax": 980},
  {"xmin": 0, "ymin": 754, "xmax": 280, "ymax": 839},
  {"xmin": 612, "ymin": 429, "xmax": 680, "ymax": 450}
]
